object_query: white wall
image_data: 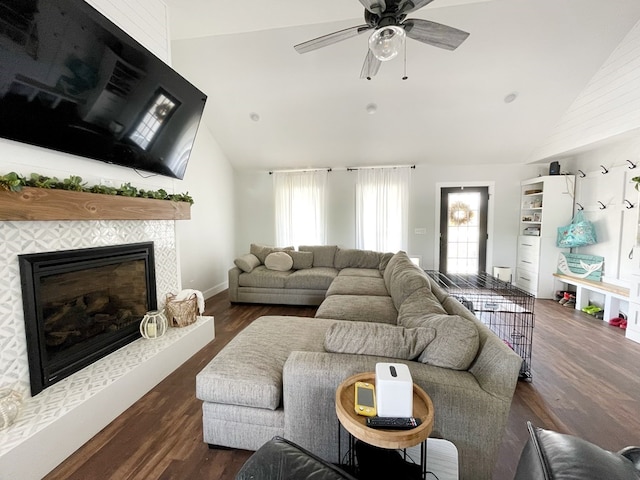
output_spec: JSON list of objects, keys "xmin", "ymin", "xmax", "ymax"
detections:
[
  {"xmin": 532, "ymin": 18, "xmax": 640, "ymax": 160},
  {"xmin": 174, "ymin": 127, "xmax": 235, "ymax": 297},
  {"xmin": 234, "ymin": 162, "xmax": 542, "ymax": 273}
]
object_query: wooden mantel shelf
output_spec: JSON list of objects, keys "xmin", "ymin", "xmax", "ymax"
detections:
[{"xmin": 0, "ymin": 187, "xmax": 191, "ymax": 221}]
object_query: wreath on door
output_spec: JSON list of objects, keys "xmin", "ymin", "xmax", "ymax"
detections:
[{"xmin": 449, "ymin": 201, "xmax": 474, "ymax": 226}]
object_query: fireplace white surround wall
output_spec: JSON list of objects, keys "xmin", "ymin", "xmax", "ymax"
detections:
[{"xmin": 0, "ymin": 219, "xmax": 215, "ymax": 479}]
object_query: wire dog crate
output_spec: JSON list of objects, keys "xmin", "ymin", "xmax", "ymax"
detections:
[{"xmin": 425, "ymin": 271, "xmax": 534, "ymax": 380}]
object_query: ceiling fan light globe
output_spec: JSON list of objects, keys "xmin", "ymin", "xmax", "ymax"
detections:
[{"xmin": 369, "ymin": 26, "xmax": 405, "ymax": 62}]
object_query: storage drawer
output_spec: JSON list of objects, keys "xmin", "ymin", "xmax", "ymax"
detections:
[
  {"xmin": 517, "ymin": 256, "xmax": 539, "ymax": 274},
  {"xmin": 627, "ymin": 302, "xmax": 640, "ymax": 331},
  {"xmin": 517, "ymin": 235, "xmax": 541, "ymax": 250},
  {"xmin": 515, "ymin": 268, "xmax": 538, "ymax": 294}
]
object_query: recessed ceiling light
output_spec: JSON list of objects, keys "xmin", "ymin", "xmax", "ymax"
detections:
[
  {"xmin": 249, "ymin": 112, "xmax": 260, "ymax": 122},
  {"xmin": 366, "ymin": 103, "xmax": 378, "ymax": 115},
  {"xmin": 504, "ymin": 92, "xmax": 518, "ymax": 104}
]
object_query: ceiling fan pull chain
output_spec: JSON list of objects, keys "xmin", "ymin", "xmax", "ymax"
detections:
[{"xmin": 402, "ymin": 40, "xmax": 408, "ymax": 80}]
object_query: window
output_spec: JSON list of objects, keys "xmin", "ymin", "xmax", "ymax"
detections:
[
  {"xmin": 129, "ymin": 89, "xmax": 178, "ymax": 150},
  {"xmin": 273, "ymin": 170, "xmax": 328, "ymax": 247},
  {"xmin": 356, "ymin": 167, "xmax": 411, "ymax": 252}
]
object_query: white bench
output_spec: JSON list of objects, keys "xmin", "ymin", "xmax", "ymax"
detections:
[{"xmin": 553, "ymin": 273, "xmax": 629, "ymax": 321}]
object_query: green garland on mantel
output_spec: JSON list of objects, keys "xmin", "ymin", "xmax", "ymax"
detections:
[
  {"xmin": 0, "ymin": 172, "xmax": 194, "ymax": 205},
  {"xmin": 633, "ymin": 176, "xmax": 640, "ymax": 191}
]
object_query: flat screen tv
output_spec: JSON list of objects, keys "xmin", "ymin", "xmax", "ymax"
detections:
[{"xmin": 0, "ymin": 0, "xmax": 207, "ymax": 180}]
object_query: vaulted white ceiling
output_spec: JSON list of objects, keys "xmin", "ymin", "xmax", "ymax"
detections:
[{"xmin": 165, "ymin": 0, "xmax": 640, "ymax": 171}]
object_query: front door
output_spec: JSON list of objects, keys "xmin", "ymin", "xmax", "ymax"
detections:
[{"xmin": 439, "ymin": 186, "xmax": 488, "ymax": 274}]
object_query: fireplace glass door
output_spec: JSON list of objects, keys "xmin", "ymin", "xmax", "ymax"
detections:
[{"xmin": 19, "ymin": 242, "xmax": 157, "ymax": 395}]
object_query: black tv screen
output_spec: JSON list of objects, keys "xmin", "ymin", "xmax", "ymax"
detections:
[{"xmin": 0, "ymin": 0, "xmax": 207, "ymax": 180}]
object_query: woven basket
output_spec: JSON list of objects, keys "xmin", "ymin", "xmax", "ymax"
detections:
[{"xmin": 164, "ymin": 293, "xmax": 198, "ymax": 327}]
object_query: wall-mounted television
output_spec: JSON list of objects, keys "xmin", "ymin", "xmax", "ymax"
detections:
[{"xmin": 0, "ymin": 0, "xmax": 207, "ymax": 180}]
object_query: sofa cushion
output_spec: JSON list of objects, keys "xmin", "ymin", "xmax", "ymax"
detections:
[
  {"xmin": 250, "ymin": 243, "xmax": 294, "ymax": 264},
  {"xmin": 265, "ymin": 252, "xmax": 294, "ymax": 271},
  {"xmin": 334, "ymin": 248, "xmax": 382, "ymax": 269},
  {"xmin": 299, "ymin": 245, "xmax": 338, "ymax": 268},
  {"xmin": 315, "ymin": 295, "xmax": 397, "ymax": 324},
  {"xmin": 379, "ymin": 252, "xmax": 394, "ymax": 272},
  {"xmin": 234, "ymin": 253, "xmax": 261, "ymax": 273},
  {"xmin": 388, "ymin": 261, "xmax": 431, "ymax": 310},
  {"xmin": 406, "ymin": 314, "xmax": 480, "ymax": 370},
  {"xmin": 324, "ymin": 322, "xmax": 435, "ymax": 360},
  {"xmin": 288, "ymin": 251, "xmax": 314, "ymax": 270},
  {"xmin": 196, "ymin": 316, "xmax": 334, "ymax": 410},
  {"xmin": 337, "ymin": 268, "xmax": 382, "ymax": 278},
  {"xmin": 382, "ymin": 251, "xmax": 406, "ymax": 292},
  {"xmin": 397, "ymin": 287, "xmax": 448, "ymax": 326},
  {"xmin": 326, "ymin": 276, "xmax": 388, "ymax": 297},
  {"xmin": 239, "ymin": 265, "xmax": 292, "ymax": 288},
  {"xmin": 284, "ymin": 267, "xmax": 338, "ymax": 290}
]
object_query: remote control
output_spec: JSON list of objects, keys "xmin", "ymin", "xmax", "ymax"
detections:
[{"xmin": 366, "ymin": 417, "xmax": 422, "ymax": 430}]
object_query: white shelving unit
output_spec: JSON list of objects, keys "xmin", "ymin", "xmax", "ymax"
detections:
[{"xmin": 515, "ymin": 175, "xmax": 575, "ymax": 298}]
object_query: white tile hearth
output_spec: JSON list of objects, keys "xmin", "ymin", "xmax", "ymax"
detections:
[{"xmin": 0, "ymin": 316, "xmax": 215, "ymax": 480}]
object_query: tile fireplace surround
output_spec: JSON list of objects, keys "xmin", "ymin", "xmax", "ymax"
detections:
[{"xmin": 0, "ymin": 219, "xmax": 215, "ymax": 479}]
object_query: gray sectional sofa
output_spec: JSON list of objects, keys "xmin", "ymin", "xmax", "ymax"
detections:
[
  {"xmin": 199, "ymin": 247, "xmax": 522, "ymax": 480},
  {"xmin": 228, "ymin": 244, "xmax": 393, "ymax": 306}
]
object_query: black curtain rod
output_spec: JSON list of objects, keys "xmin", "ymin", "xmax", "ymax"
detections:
[
  {"xmin": 347, "ymin": 165, "xmax": 416, "ymax": 172},
  {"xmin": 269, "ymin": 168, "xmax": 332, "ymax": 175}
]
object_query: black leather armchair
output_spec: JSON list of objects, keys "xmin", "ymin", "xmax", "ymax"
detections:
[
  {"xmin": 237, "ymin": 425, "xmax": 640, "ymax": 480},
  {"xmin": 235, "ymin": 436, "xmax": 357, "ymax": 480},
  {"xmin": 514, "ymin": 421, "xmax": 640, "ymax": 480}
]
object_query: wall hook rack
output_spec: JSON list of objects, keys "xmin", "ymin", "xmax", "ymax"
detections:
[
  {"xmin": 598, "ymin": 201, "xmax": 607, "ymax": 209},
  {"xmin": 626, "ymin": 159, "xmax": 637, "ymax": 169},
  {"xmin": 600, "ymin": 165, "xmax": 609, "ymax": 174},
  {"xmin": 624, "ymin": 199, "xmax": 635, "ymax": 209},
  {"xmin": 577, "ymin": 170, "xmax": 586, "ymax": 178},
  {"xmin": 576, "ymin": 202, "xmax": 584, "ymax": 211}
]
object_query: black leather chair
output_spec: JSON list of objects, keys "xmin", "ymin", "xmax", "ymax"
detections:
[
  {"xmin": 235, "ymin": 436, "xmax": 357, "ymax": 480},
  {"xmin": 237, "ymin": 424, "xmax": 640, "ymax": 480},
  {"xmin": 514, "ymin": 421, "xmax": 640, "ymax": 480}
]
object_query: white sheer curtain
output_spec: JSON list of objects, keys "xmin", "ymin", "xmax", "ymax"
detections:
[
  {"xmin": 273, "ymin": 170, "xmax": 328, "ymax": 247},
  {"xmin": 356, "ymin": 167, "xmax": 410, "ymax": 252}
]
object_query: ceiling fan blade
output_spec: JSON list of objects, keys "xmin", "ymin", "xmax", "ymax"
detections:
[
  {"xmin": 358, "ymin": 0, "xmax": 387, "ymax": 15},
  {"xmin": 397, "ymin": 0, "xmax": 436, "ymax": 15},
  {"xmin": 294, "ymin": 24, "xmax": 373, "ymax": 54},
  {"xmin": 403, "ymin": 18, "xmax": 469, "ymax": 51},
  {"xmin": 360, "ymin": 49, "xmax": 382, "ymax": 79}
]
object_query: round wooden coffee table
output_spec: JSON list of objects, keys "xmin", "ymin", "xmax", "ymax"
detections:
[{"xmin": 335, "ymin": 372, "xmax": 434, "ymax": 477}]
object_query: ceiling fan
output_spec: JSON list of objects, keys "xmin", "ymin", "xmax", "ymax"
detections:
[{"xmin": 294, "ymin": 0, "xmax": 470, "ymax": 79}]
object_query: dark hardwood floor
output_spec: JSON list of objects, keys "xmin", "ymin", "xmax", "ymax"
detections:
[{"xmin": 44, "ymin": 293, "xmax": 640, "ymax": 480}]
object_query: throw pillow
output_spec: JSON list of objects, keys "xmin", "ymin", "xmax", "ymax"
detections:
[
  {"xmin": 288, "ymin": 251, "xmax": 314, "ymax": 270},
  {"xmin": 250, "ymin": 243, "xmax": 294, "ymax": 264},
  {"xmin": 324, "ymin": 322, "xmax": 435, "ymax": 360},
  {"xmin": 265, "ymin": 251, "xmax": 294, "ymax": 271},
  {"xmin": 234, "ymin": 253, "xmax": 261, "ymax": 273},
  {"xmin": 416, "ymin": 314, "xmax": 480, "ymax": 370}
]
